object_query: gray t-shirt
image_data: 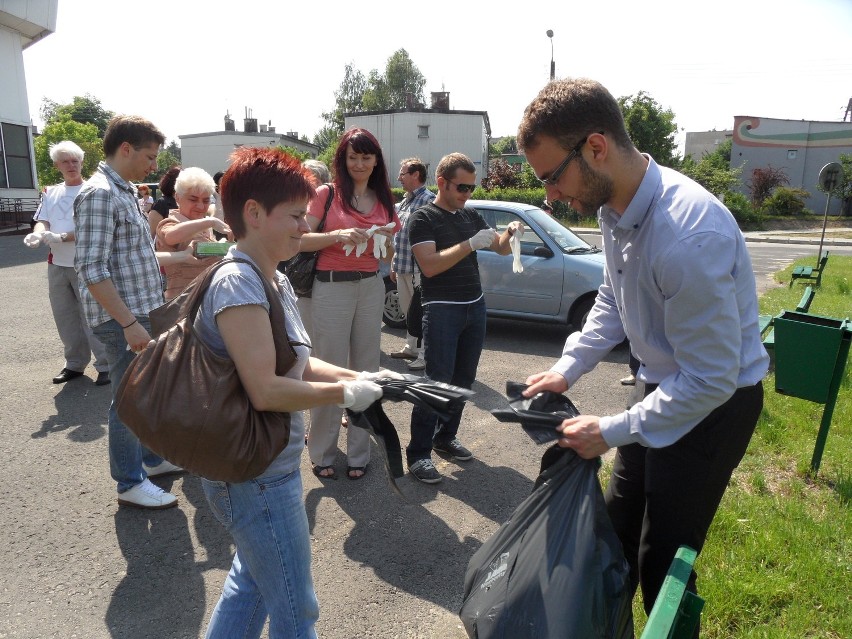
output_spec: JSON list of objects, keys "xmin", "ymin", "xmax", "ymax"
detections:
[{"xmin": 194, "ymin": 248, "xmax": 310, "ymax": 479}]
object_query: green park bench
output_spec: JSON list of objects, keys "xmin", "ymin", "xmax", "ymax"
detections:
[
  {"xmin": 760, "ymin": 286, "xmax": 816, "ymax": 351},
  {"xmin": 790, "ymin": 252, "xmax": 829, "ymax": 287},
  {"xmin": 641, "ymin": 545, "xmax": 704, "ymax": 639}
]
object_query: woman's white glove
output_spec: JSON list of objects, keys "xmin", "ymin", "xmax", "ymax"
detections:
[
  {"xmin": 23, "ymin": 232, "xmax": 44, "ymax": 248},
  {"xmin": 357, "ymin": 369, "xmax": 405, "ymax": 382},
  {"xmin": 40, "ymin": 231, "xmax": 63, "ymax": 244},
  {"xmin": 469, "ymin": 228, "xmax": 498, "ymax": 251},
  {"xmin": 338, "ymin": 380, "xmax": 383, "ymax": 412}
]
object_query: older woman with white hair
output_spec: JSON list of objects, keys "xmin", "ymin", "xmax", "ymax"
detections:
[
  {"xmin": 156, "ymin": 166, "xmax": 233, "ymax": 299},
  {"xmin": 24, "ymin": 141, "xmax": 111, "ymax": 385}
]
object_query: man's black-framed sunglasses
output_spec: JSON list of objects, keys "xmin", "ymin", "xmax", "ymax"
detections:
[
  {"xmin": 446, "ymin": 179, "xmax": 477, "ymax": 193},
  {"xmin": 536, "ymin": 131, "xmax": 602, "ymax": 186}
]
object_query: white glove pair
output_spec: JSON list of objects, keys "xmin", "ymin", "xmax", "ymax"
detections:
[
  {"xmin": 342, "ymin": 222, "xmax": 396, "ymax": 258},
  {"xmin": 23, "ymin": 231, "xmax": 62, "ymax": 248},
  {"xmin": 469, "ymin": 228, "xmax": 498, "ymax": 251},
  {"xmin": 337, "ymin": 369, "xmax": 403, "ymax": 412}
]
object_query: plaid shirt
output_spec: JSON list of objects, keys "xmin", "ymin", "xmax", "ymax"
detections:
[
  {"xmin": 74, "ymin": 162, "xmax": 164, "ymax": 328},
  {"xmin": 392, "ymin": 185, "xmax": 435, "ymax": 274}
]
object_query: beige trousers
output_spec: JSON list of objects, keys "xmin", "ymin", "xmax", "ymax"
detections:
[{"xmin": 307, "ymin": 275, "xmax": 384, "ymax": 468}]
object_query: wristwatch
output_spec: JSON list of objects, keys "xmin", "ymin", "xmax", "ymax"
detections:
[{"xmin": 60, "ymin": 232, "xmax": 68, "ymax": 242}]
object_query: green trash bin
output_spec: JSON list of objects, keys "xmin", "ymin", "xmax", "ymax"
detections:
[{"xmin": 773, "ymin": 311, "xmax": 848, "ymax": 404}]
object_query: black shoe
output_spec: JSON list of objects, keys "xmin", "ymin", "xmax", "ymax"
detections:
[
  {"xmin": 95, "ymin": 371, "xmax": 111, "ymax": 386},
  {"xmin": 409, "ymin": 459, "xmax": 442, "ymax": 484},
  {"xmin": 52, "ymin": 368, "xmax": 84, "ymax": 384},
  {"xmin": 433, "ymin": 437, "xmax": 473, "ymax": 461}
]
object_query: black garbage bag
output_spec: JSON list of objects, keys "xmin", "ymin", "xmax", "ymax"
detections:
[
  {"xmin": 459, "ymin": 447, "xmax": 633, "ymax": 638},
  {"xmin": 490, "ymin": 381, "xmax": 580, "ymax": 444},
  {"xmin": 347, "ymin": 375, "xmax": 475, "ymax": 494}
]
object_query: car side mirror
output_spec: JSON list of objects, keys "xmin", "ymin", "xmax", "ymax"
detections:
[{"xmin": 533, "ymin": 246, "xmax": 554, "ymax": 258}]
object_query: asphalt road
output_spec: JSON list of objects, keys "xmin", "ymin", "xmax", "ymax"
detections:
[{"xmin": 0, "ymin": 232, "xmax": 839, "ymax": 639}]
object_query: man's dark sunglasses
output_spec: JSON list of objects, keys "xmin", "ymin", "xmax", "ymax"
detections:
[
  {"xmin": 537, "ymin": 131, "xmax": 603, "ymax": 186},
  {"xmin": 447, "ymin": 179, "xmax": 477, "ymax": 194}
]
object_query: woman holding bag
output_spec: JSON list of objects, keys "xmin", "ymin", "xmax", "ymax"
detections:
[
  {"xmin": 196, "ymin": 146, "xmax": 394, "ymax": 638},
  {"xmin": 297, "ymin": 128, "xmax": 400, "ymax": 481}
]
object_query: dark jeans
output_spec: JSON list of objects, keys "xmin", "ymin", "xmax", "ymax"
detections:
[
  {"xmin": 406, "ymin": 299, "xmax": 486, "ymax": 465},
  {"xmin": 605, "ymin": 381, "xmax": 763, "ymax": 630}
]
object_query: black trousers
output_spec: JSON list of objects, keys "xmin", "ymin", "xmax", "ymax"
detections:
[{"xmin": 604, "ymin": 381, "xmax": 764, "ymax": 625}]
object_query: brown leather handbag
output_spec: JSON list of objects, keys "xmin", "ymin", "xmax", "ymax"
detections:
[{"xmin": 117, "ymin": 258, "xmax": 297, "ymax": 482}]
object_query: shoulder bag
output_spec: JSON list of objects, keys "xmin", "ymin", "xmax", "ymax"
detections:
[
  {"xmin": 281, "ymin": 184, "xmax": 335, "ymax": 298},
  {"xmin": 116, "ymin": 257, "xmax": 297, "ymax": 483}
]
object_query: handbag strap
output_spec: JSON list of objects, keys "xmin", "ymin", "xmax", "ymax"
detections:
[
  {"xmin": 315, "ymin": 183, "xmax": 335, "ymax": 233},
  {"xmin": 181, "ymin": 257, "xmax": 297, "ymax": 375}
]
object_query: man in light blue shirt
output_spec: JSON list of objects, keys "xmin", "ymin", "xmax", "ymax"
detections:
[{"xmin": 518, "ymin": 78, "xmax": 769, "ymax": 630}]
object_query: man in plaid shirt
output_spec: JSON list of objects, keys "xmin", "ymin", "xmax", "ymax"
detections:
[
  {"xmin": 75, "ymin": 115, "xmax": 182, "ymax": 510},
  {"xmin": 390, "ymin": 158, "xmax": 434, "ymax": 370}
]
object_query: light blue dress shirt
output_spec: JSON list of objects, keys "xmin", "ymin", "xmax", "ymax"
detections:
[{"xmin": 551, "ymin": 157, "xmax": 769, "ymax": 448}]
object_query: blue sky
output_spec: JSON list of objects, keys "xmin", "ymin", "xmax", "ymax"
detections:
[{"xmin": 22, "ymin": 0, "xmax": 852, "ymax": 151}]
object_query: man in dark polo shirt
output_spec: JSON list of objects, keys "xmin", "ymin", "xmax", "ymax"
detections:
[{"xmin": 406, "ymin": 152, "xmax": 523, "ymax": 483}]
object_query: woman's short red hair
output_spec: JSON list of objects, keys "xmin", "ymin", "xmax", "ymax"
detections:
[{"xmin": 220, "ymin": 147, "xmax": 316, "ymax": 239}]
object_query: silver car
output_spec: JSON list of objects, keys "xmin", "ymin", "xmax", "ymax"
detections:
[{"xmin": 382, "ymin": 200, "xmax": 604, "ymax": 331}]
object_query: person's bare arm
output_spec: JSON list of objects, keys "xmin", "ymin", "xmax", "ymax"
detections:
[{"xmin": 86, "ymin": 279, "xmax": 151, "ymax": 351}]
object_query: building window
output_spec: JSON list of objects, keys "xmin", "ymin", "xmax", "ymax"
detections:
[
  {"xmin": 787, "ymin": 149, "xmax": 798, "ymax": 161},
  {"xmin": 418, "ymin": 125, "xmax": 429, "ymax": 138},
  {"xmin": 0, "ymin": 123, "xmax": 35, "ymax": 189}
]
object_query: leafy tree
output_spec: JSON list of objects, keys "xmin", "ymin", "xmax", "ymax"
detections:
[
  {"xmin": 33, "ymin": 115, "xmax": 103, "ymax": 187},
  {"xmin": 313, "ymin": 126, "xmax": 340, "ymax": 157},
  {"xmin": 40, "ymin": 94, "xmax": 114, "ymax": 138},
  {"xmin": 747, "ymin": 165, "xmax": 789, "ymax": 206},
  {"xmin": 491, "ymin": 136, "xmax": 518, "ymax": 156},
  {"xmin": 680, "ymin": 139, "xmax": 741, "ymax": 196},
  {"xmin": 482, "ymin": 159, "xmax": 523, "ymax": 190},
  {"xmin": 618, "ymin": 91, "xmax": 680, "ymax": 167},
  {"xmin": 837, "ymin": 154, "xmax": 852, "ymax": 216},
  {"xmin": 322, "ymin": 63, "xmax": 367, "ymax": 131},
  {"xmin": 363, "ymin": 49, "xmax": 426, "ymax": 111},
  {"xmin": 165, "ymin": 140, "xmax": 181, "ymax": 164},
  {"xmin": 275, "ymin": 145, "xmax": 310, "ymax": 162},
  {"xmin": 323, "ymin": 50, "xmax": 427, "ymax": 132},
  {"xmin": 144, "ymin": 148, "xmax": 181, "ymax": 183}
]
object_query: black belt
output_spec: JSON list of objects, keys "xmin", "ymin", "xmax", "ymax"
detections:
[{"xmin": 315, "ymin": 270, "xmax": 377, "ymax": 283}]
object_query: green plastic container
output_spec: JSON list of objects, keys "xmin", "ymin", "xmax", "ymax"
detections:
[
  {"xmin": 194, "ymin": 241, "xmax": 234, "ymax": 257},
  {"xmin": 773, "ymin": 311, "xmax": 848, "ymax": 404}
]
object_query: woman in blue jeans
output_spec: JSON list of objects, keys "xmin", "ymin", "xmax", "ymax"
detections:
[{"xmin": 194, "ymin": 147, "xmax": 395, "ymax": 638}]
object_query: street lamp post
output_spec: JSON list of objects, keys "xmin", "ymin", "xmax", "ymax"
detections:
[{"xmin": 546, "ymin": 29, "xmax": 555, "ymax": 80}]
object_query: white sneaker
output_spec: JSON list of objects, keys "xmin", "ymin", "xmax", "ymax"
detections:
[
  {"xmin": 407, "ymin": 356, "xmax": 426, "ymax": 371},
  {"xmin": 118, "ymin": 479, "xmax": 178, "ymax": 509},
  {"xmin": 143, "ymin": 460, "xmax": 184, "ymax": 477},
  {"xmin": 391, "ymin": 345, "xmax": 418, "ymax": 360}
]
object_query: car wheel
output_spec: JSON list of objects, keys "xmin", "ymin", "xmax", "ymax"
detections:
[
  {"xmin": 382, "ymin": 276, "xmax": 407, "ymax": 329},
  {"xmin": 570, "ymin": 296, "xmax": 595, "ymax": 331}
]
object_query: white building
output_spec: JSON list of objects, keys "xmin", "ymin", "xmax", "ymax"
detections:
[
  {"xmin": 344, "ymin": 94, "xmax": 491, "ymax": 185},
  {"xmin": 0, "ymin": 0, "xmax": 57, "ymax": 201},
  {"xmin": 684, "ymin": 130, "xmax": 732, "ymax": 161},
  {"xmin": 731, "ymin": 115, "xmax": 852, "ymax": 216},
  {"xmin": 179, "ymin": 115, "xmax": 320, "ymax": 177}
]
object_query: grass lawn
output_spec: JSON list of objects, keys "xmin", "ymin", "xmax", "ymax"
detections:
[{"xmin": 622, "ymin": 255, "xmax": 851, "ymax": 638}]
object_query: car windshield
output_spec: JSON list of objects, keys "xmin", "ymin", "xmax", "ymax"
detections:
[{"xmin": 520, "ymin": 206, "xmax": 598, "ymax": 253}]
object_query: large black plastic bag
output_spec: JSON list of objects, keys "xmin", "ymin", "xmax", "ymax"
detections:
[{"xmin": 459, "ymin": 446, "xmax": 633, "ymax": 638}]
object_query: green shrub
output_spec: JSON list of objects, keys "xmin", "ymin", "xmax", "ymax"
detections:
[
  {"xmin": 722, "ymin": 190, "xmax": 762, "ymax": 226},
  {"xmin": 760, "ymin": 187, "xmax": 811, "ymax": 216}
]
